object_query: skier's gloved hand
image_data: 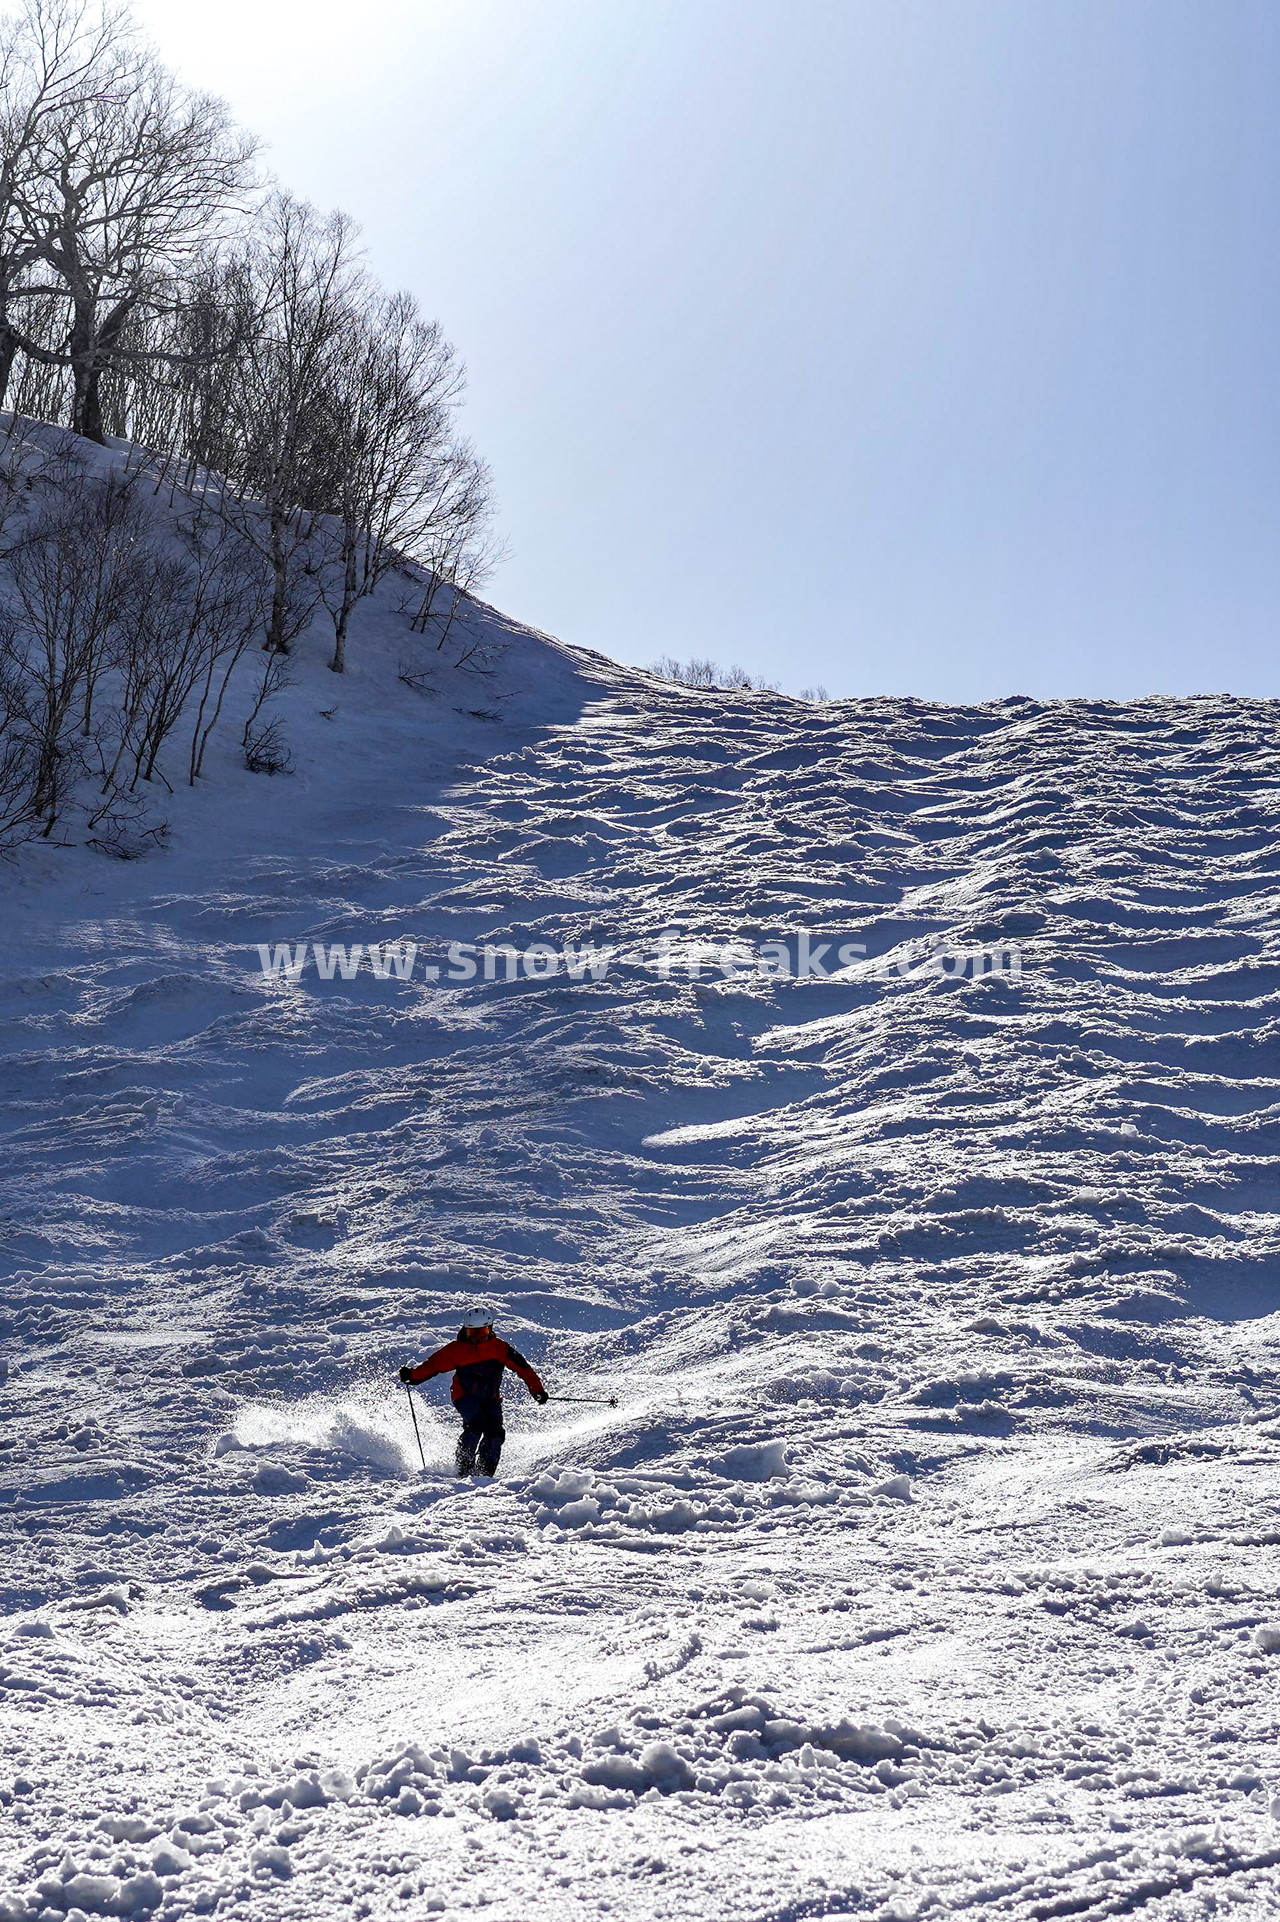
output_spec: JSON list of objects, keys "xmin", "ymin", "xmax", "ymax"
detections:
[
  {"xmin": 398, "ymin": 1366, "xmax": 413, "ymax": 1384},
  {"xmin": 534, "ymin": 1390, "xmax": 549, "ymax": 1405}
]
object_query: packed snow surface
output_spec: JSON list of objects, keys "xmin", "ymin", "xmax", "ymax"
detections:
[{"xmin": 2, "ymin": 597, "xmax": 1280, "ymax": 1920}]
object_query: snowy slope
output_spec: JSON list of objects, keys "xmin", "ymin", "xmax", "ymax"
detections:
[{"xmin": 2, "ymin": 588, "xmax": 1280, "ymax": 1922}]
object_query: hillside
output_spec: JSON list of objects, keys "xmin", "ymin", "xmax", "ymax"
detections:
[{"xmin": 1, "ymin": 570, "xmax": 1280, "ymax": 1920}]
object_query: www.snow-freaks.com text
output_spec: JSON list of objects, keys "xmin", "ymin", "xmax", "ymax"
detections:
[{"xmin": 253, "ymin": 935, "xmax": 1024, "ymax": 985}]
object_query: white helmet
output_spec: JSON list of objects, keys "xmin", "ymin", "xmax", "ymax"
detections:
[{"xmin": 459, "ymin": 1305, "xmax": 494, "ymax": 1332}]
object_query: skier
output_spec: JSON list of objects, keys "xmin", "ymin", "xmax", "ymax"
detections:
[{"xmin": 399, "ymin": 1312, "xmax": 548, "ymax": 1477}]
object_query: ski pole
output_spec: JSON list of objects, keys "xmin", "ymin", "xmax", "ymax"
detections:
[
  {"xmin": 544, "ymin": 1394, "xmax": 618, "ymax": 1407},
  {"xmin": 405, "ymin": 1385, "xmax": 427, "ymax": 1470}
]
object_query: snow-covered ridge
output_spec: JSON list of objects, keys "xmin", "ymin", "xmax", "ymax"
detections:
[{"xmin": 2, "ymin": 620, "xmax": 1280, "ymax": 1918}]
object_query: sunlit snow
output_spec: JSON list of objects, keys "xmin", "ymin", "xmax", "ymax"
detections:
[{"xmin": 2, "ymin": 554, "xmax": 1280, "ymax": 1918}]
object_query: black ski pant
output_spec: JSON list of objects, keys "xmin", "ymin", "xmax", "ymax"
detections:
[{"xmin": 455, "ymin": 1393, "xmax": 505, "ymax": 1475}]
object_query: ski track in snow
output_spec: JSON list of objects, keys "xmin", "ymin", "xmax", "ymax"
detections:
[{"xmin": 2, "ymin": 603, "xmax": 1280, "ymax": 1920}]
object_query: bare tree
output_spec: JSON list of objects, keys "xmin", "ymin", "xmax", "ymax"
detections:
[
  {"xmin": 2, "ymin": 0, "xmax": 257, "ymax": 439},
  {"xmin": 0, "ymin": 658, "xmax": 39, "ymax": 846},
  {"xmin": 176, "ymin": 505, "xmax": 271, "ymax": 782},
  {"xmin": 97, "ymin": 544, "xmax": 189, "ymax": 789},
  {"xmin": 240, "ymin": 646, "xmax": 291, "ymax": 773},
  {"xmin": 318, "ymin": 291, "xmax": 472, "ymax": 672},
  {"xmin": 99, "ymin": 249, "xmax": 262, "ymax": 470},
  {"xmin": 0, "ymin": 10, "xmax": 503, "ymax": 847},
  {"xmin": 208, "ymin": 194, "xmax": 358, "ymax": 653},
  {"xmin": 649, "ymin": 655, "xmax": 779, "ymax": 692},
  {"xmin": 404, "ymin": 442, "xmax": 498, "ymax": 655},
  {"xmin": 98, "ymin": 519, "xmax": 267, "ymax": 794},
  {"xmin": 0, "ymin": 0, "xmax": 128, "ymax": 408},
  {"xmin": 0, "ymin": 466, "xmax": 147, "ymax": 825}
]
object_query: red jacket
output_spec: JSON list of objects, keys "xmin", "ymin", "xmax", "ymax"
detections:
[{"xmin": 407, "ymin": 1331, "xmax": 544, "ymax": 1404}]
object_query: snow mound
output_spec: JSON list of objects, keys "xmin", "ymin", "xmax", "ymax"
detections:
[
  {"xmin": 4, "ymin": 583, "xmax": 1280, "ymax": 1921},
  {"xmin": 717, "ymin": 1440, "xmax": 789, "ymax": 1481}
]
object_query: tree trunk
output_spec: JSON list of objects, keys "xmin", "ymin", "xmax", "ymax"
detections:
[
  {"xmin": 265, "ymin": 507, "xmax": 290, "ymax": 651},
  {"xmin": 329, "ymin": 544, "xmax": 358, "ymax": 672},
  {"xmin": 77, "ymin": 370, "xmax": 107, "ymax": 444},
  {"xmin": 0, "ymin": 326, "xmax": 18, "ymax": 411},
  {"xmin": 76, "ymin": 299, "xmax": 132, "ymax": 446}
]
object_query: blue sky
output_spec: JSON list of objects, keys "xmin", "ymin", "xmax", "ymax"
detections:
[{"xmin": 135, "ymin": 0, "xmax": 1280, "ymax": 700}]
